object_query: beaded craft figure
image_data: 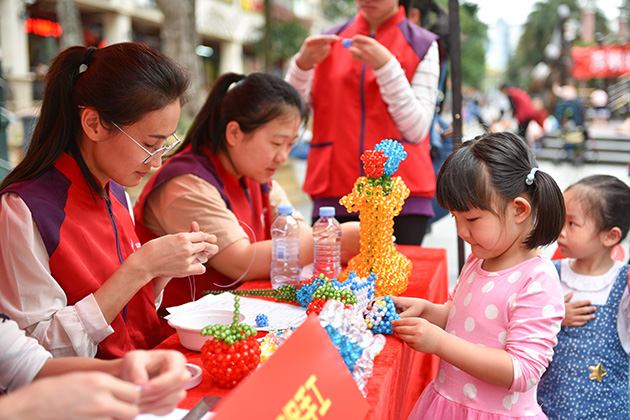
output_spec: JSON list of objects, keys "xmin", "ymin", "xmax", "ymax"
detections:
[
  {"xmin": 339, "ymin": 139, "xmax": 412, "ymax": 295},
  {"xmin": 364, "ymin": 296, "xmax": 400, "ymax": 335},
  {"xmin": 200, "ymin": 296, "xmax": 261, "ymax": 388},
  {"xmin": 318, "ymin": 300, "xmax": 386, "ymax": 396}
]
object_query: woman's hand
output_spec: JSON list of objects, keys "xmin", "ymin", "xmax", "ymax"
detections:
[
  {"xmin": 295, "ymin": 35, "xmax": 340, "ymax": 70},
  {"xmin": 131, "ymin": 228, "xmax": 218, "ymax": 280},
  {"xmin": 348, "ymin": 35, "xmax": 393, "ymax": 70},
  {"xmin": 391, "ymin": 317, "xmax": 445, "ymax": 355},
  {"xmin": 0, "ymin": 372, "xmax": 141, "ymax": 420},
  {"xmin": 118, "ymin": 350, "xmax": 190, "ymax": 415},
  {"xmin": 562, "ymin": 292, "xmax": 596, "ymax": 327},
  {"xmin": 189, "ymin": 221, "xmax": 218, "ymax": 265}
]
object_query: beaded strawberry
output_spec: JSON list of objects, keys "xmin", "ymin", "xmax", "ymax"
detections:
[{"xmin": 200, "ymin": 296, "xmax": 261, "ymax": 388}]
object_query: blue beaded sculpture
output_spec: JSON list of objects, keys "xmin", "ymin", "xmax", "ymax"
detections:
[
  {"xmin": 364, "ymin": 295, "xmax": 400, "ymax": 335},
  {"xmin": 295, "ymin": 272, "xmax": 376, "ymax": 311}
]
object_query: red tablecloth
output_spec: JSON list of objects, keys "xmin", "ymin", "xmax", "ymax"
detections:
[{"xmin": 156, "ymin": 245, "xmax": 448, "ymax": 419}]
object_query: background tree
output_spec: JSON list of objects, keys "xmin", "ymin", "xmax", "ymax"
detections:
[
  {"xmin": 456, "ymin": 1, "xmax": 487, "ymax": 88},
  {"xmin": 506, "ymin": 0, "xmax": 610, "ymax": 88},
  {"xmin": 155, "ymin": 0, "xmax": 204, "ymax": 120},
  {"xmin": 56, "ymin": 0, "xmax": 82, "ymax": 49},
  {"xmin": 255, "ymin": 19, "xmax": 309, "ymax": 73},
  {"xmin": 434, "ymin": 0, "xmax": 486, "ymax": 88}
]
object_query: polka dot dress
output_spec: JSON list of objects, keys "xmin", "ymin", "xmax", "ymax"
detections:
[
  {"xmin": 538, "ymin": 261, "xmax": 630, "ymax": 419},
  {"xmin": 409, "ymin": 254, "xmax": 565, "ymax": 419}
]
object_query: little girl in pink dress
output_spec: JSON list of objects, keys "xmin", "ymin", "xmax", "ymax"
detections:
[{"xmin": 392, "ymin": 132, "xmax": 567, "ymax": 419}]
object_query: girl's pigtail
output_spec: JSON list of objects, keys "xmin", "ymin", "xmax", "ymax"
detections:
[{"xmin": 525, "ymin": 170, "xmax": 565, "ymax": 249}]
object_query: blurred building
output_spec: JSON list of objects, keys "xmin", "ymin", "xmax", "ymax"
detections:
[{"xmin": 0, "ymin": 0, "xmax": 325, "ymax": 113}]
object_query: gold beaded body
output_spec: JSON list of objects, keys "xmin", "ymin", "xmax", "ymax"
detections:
[{"xmin": 339, "ymin": 173, "xmax": 412, "ymax": 296}]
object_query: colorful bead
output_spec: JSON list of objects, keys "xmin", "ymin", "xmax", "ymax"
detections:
[{"xmin": 255, "ymin": 313, "xmax": 269, "ymax": 328}]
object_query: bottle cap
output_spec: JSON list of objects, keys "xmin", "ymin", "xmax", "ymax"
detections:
[
  {"xmin": 319, "ymin": 206, "xmax": 335, "ymax": 217},
  {"xmin": 277, "ymin": 204, "xmax": 293, "ymax": 215}
]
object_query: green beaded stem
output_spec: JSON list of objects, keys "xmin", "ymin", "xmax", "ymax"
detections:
[
  {"xmin": 200, "ymin": 295, "xmax": 257, "ymax": 344},
  {"xmin": 203, "ymin": 285, "xmax": 298, "ymax": 303}
]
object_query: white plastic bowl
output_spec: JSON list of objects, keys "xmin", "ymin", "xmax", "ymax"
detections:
[{"xmin": 168, "ymin": 309, "xmax": 245, "ymax": 352}]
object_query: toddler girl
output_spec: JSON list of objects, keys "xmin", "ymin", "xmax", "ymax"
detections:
[
  {"xmin": 392, "ymin": 132, "xmax": 567, "ymax": 419},
  {"xmin": 538, "ymin": 174, "xmax": 630, "ymax": 419}
]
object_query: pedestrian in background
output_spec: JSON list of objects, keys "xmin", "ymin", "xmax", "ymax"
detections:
[{"xmin": 286, "ymin": 0, "xmax": 440, "ymax": 245}]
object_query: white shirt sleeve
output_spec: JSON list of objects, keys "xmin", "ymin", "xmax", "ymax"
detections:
[
  {"xmin": 0, "ymin": 193, "xmax": 113, "ymax": 358},
  {"xmin": 374, "ymin": 40, "xmax": 440, "ymax": 144},
  {"xmin": 0, "ymin": 317, "xmax": 52, "ymax": 393},
  {"xmin": 285, "ymin": 55, "xmax": 314, "ymax": 107}
]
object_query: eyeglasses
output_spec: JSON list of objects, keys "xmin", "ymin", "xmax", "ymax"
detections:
[{"xmin": 111, "ymin": 121, "xmax": 182, "ymax": 165}]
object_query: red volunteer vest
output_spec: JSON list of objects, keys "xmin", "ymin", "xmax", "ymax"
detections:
[
  {"xmin": 2, "ymin": 153, "xmax": 161, "ymax": 359},
  {"xmin": 306, "ymin": 7, "xmax": 438, "ymax": 208}
]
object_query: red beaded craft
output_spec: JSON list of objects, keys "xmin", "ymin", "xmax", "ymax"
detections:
[
  {"xmin": 200, "ymin": 296, "xmax": 261, "ymax": 388},
  {"xmin": 361, "ymin": 149, "xmax": 387, "ymax": 179}
]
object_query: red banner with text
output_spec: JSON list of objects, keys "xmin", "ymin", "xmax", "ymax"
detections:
[
  {"xmin": 212, "ymin": 314, "xmax": 369, "ymax": 420},
  {"xmin": 572, "ymin": 44, "xmax": 630, "ymax": 80}
]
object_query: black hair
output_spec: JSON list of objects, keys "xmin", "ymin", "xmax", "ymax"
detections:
[
  {"xmin": 402, "ymin": 0, "xmax": 450, "ymax": 56},
  {"xmin": 181, "ymin": 72, "xmax": 308, "ymax": 155},
  {"xmin": 565, "ymin": 175, "xmax": 630, "ymax": 243},
  {"xmin": 436, "ymin": 132, "xmax": 565, "ymax": 249},
  {"xmin": 0, "ymin": 43, "xmax": 190, "ymax": 194}
]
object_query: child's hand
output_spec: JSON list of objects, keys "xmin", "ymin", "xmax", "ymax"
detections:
[
  {"xmin": 390, "ymin": 296, "xmax": 427, "ymax": 318},
  {"xmin": 562, "ymin": 292, "xmax": 596, "ymax": 327},
  {"xmin": 391, "ymin": 317, "xmax": 444, "ymax": 354}
]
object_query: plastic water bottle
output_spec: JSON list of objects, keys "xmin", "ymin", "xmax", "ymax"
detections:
[
  {"xmin": 313, "ymin": 206, "xmax": 342, "ymax": 279},
  {"xmin": 270, "ymin": 205, "xmax": 301, "ymax": 289}
]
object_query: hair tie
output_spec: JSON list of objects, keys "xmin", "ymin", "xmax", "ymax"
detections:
[
  {"xmin": 227, "ymin": 78, "xmax": 244, "ymax": 91},
  {"xmin": 525, "ymin": 168, "xmax": 539, "ymax": 186},
  {"xmin": 79, "ymin": 47, "xmax": 96, "ymax": 73}
]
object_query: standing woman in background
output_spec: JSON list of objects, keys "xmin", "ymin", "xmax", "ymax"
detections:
[
  {"xmin": 286, "ymin": 0, "xmax": 440, "ymax": 245},
  {"xmin": 0, "ymin": 43, "xmax": 217, "ymax": 359}
]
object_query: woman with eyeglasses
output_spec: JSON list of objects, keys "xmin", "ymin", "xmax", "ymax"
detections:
[
  {"xmin": 0, "ymin": 43, "xmax": 218, "ymax": 359},
  {"xmin": 134, "ymin": 72, "xmax": 360, "ymax": 319}
]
